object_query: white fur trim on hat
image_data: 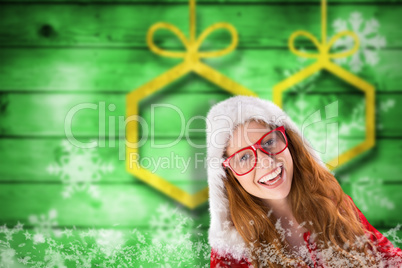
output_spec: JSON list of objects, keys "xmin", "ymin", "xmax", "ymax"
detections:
[{"xmin": 205, "ymin": 95, "xmax": 328, "ymax": 260}]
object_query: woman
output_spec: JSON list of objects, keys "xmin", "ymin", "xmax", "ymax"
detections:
[{"xmin": 205, "ymin": 96, "xmax": 402, "ymax": 267}]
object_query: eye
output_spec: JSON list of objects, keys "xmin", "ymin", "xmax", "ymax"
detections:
[
  {"xmin": 264, "ymin": 138, "xmax": 276, "ymax": 147},
  {"xmin": 240, "ymin": 153, "xmax": 251, "ymax": 162},
  {"xmin": 240, "ymin": 154, "xmax": 249, "ymax": 162}
]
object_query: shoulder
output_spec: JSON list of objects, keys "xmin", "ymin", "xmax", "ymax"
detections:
[
  {"xmin": 346, "ymin": 195, "xmax": 377, "ymax": 231},
  {"xmin": 346, "ymin": 195, "xmax": 402, "ymax": 264},
  {"xmin": 211, "ymin": 248, "xmax": 252, "ymax": 268},
  {"xmin": 346, "ymin": 195, "xmax": 377, "ymax": 230}
]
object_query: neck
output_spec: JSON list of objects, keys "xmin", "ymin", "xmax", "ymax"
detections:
[{"xmin": 263, "ymin": 197, "xmax": 294, "ymax": 221}]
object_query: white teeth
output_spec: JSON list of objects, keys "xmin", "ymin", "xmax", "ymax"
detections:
[{"xmin": 258, "ymin": 166, "xmax": 283, "ymax": 184}]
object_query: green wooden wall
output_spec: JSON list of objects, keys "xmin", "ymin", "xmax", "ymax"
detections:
[{"xmin": 0, "ymin": 0, "xmax": 402, "ymax": 267}]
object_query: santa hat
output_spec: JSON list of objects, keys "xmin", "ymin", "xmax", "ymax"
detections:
[{"xmin": 205, "ymin": 95, "xmax": 328, "ymax": 260}]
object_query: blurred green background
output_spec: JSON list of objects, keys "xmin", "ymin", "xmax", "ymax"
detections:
[{"xmin": 0, "ymin": 0, "xmax": 402, "ymax": 267}]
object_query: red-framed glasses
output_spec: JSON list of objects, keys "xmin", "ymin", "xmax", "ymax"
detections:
[{"xmin": 222, "ymin": 126, "xmax": 288, "ymax": 176}]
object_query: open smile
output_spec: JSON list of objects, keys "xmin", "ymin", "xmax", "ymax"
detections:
[{"xmin": 257, "ymin": 165, "xmax": 285, "ymax": 189}]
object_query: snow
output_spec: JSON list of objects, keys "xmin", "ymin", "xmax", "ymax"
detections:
[{"xmin": 332, "ymin": 12, "xmax": 386, "ymax": 73}]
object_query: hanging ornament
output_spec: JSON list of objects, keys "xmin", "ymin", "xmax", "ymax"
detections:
[
  {"xmin": 126, "ymin": 0, "xmax": 256, "ymax": 209},
  {"xmin": 273, "ymin": 0, "xmax": 375, "ymax": 170}
]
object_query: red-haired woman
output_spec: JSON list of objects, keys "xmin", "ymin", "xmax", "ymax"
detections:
[{"xmin": 205, "ymin": 96, "xmax": 402, "ymax": 267}]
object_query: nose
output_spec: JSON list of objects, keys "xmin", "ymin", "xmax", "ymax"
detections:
[{"xmin": 256, "ymin": 149, "xmax": 275, "ymax": 170}]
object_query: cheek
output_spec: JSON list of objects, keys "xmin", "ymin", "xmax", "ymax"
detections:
[
  {"xmin": 288, "ymin": 153, "xmax": 294, "ymax": 167},
  {"xmin": 235, "ymin": 173, "xmax": 255, "ymax": 190},
  {"xmin": 280, "ymin": 149, "xmax": 293, "ymax": 174},
  {"xmin": 285, "ymin": 150, "xmax": 294, "ymax": 177}
]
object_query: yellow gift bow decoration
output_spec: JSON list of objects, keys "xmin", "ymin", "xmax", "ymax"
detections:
[
  {"xmin": 289, "ymin": 0, "xmax": 359, "ymax": 64},
  {"xmin": 147, "ymin": 0, "xmax": 238, "ymax": 64},
  {"xmin": 126, "ymin": 0, "xmax": 256, "ymax": 209},
  {"xmin": 273, "ymin": 0, "xmax": 375, "ymax": 170}
]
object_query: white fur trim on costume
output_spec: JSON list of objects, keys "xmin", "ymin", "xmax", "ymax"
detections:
[{"xmin": 206, "ymin": 96, "xmax": 328, "ymax": 260}]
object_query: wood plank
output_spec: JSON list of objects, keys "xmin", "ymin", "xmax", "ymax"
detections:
[
  {"xmin": 0, "ymin": 92, "xmax": 400, "ymax": 137},
  {"xmin": 333, "ymin": 139, "xmax": 402, "ymax": 183},
  {"xmin": 343, "ymin": 184, "xmax": 402, "ymax": 227},
  {"xmin": 0, "ymin": 137, "xmax": 210, "ymax": 186},
  {"xmin": 0, "ymin": 92, "xmax": 127, "ymax": 137},
  {"xmin": 0, "ymin": 137, "xmax": 130, "ymax": 183},
  {"xmin": 0, "ymin": 48, "xmax": 399, "ymax": 93},
  {"xmin": 0, "ymin": 184, "xmax": 210, "ymax": 227},
  {"xmin": 0, "ymin": 4, "xmax": 400, "ymax": 48}
]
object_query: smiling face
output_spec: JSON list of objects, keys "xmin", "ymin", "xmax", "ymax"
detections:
[{"xmin": 225, "ymin": 120, "xmax": 294, "ymax": 201}]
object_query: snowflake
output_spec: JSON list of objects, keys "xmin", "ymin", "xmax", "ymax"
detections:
[
  {"xmin": 377, "ymin": 99, "xmax": 395, "ymax": 130},
  {"xmin": 351, "ymin": 177, "xmax": 395, "ymax": 212},
  {"xmin": 22, "ymin": 230, "xmax": 32, "ymax": 241},
  {"xmin": 281, "ymin": 64, "xmax": 340, "ymax": 163},
  {"xmin": 95, "ymin": 229, "xmax": 125, "ymax": 258},
  {"xmin": 0, "ymin": 247, "xmax": 16, "ymax": 268},
  {"xmin": 286, "ymin": 98, "xmax": 345, "ymax": 164},
  {"xmin": 383, "ymin": 224, "xmax": 402, "ymax": 247},
  {"xmin": 47, "ymin": 140, "xmax": 114, "ymax": 199},
  {"xmin": 332, "ymin": 12, "xmax": 386, "ymax": 73},
  {"xmin": 28, "ymin": 209, "xmax": 62, "ymax": 243},
  {"xmin": 376, "ymin": 99, "xmax": 395, "ymax": 130},
  {"xmin": 62, "ymin": 228, "xmax": 73, "ymax": 239},
  {"xmin": 17, "ymin": 256, "xmax": 31, "ymax": 265},
  {"xmin": 32, "ymin": 233, "xmax": 46, "ymax": 245},
  {"xmin": 338, "ymin": 100, "xmax": 365, "ymax": 136},
  {"xmin": 149, "ymin": 204, "xmax": 193, "ymax": 245},
  {"xmin": 13, "ymin": 223, "xmax": 23, "ymax": 233},
  {"xmin": 0, "ymin": 224, "xmax": 25, "ymax": 268},
  {"xmin": 285, "ymin": 94, "xmax": 368, "ymax": 166},
  {"xmin": 0, "ymin": 223, "xmax": 22, "ymax": 242},
  {"xmin": 43, "ymin": 250, "xmax": 66, "ymax": 268},
  {"xmin": 379, "ymin": 98, "xmax": 395, "ymax": 113},
  {"xmin": 148, "ymin": 203, "xmax": 196, "ymax": 265}
]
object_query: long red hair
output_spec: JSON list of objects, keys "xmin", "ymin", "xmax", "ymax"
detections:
[{"xmin": 223, "ymin": 120, "xmax": 378, "ymax": 267}]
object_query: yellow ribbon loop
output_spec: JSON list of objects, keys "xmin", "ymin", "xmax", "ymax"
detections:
[
  {"xmin": 289, "ymin": 31, "xmax": 322, "ymax": 59},
  {"xmin": 196, "ymin": 23, "xmax": 238, "ymax": 58},
  {"xmin": 147, "ymin": 22, "xmax": 189, "ymax": 58},
  {"xmin": 289, "ymin": 29, "xmax": 360, "ymax": 62},
  {"xmin": 327, "ymin": 31, "xmax": 360, "ymax": 59}
]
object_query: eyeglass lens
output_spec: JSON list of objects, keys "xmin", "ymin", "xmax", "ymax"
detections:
[{"xmin": 229, "ymin": 130, "xmax": 286, "ymax": 175}]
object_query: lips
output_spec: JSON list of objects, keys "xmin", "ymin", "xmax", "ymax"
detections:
[
  {"xmin": 258, "ymin": 164, "xmax": 283, "ymax": 184},
  {"xmin": 257, "ymin": 165, "xmax": 285, "ymax": 188}
]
